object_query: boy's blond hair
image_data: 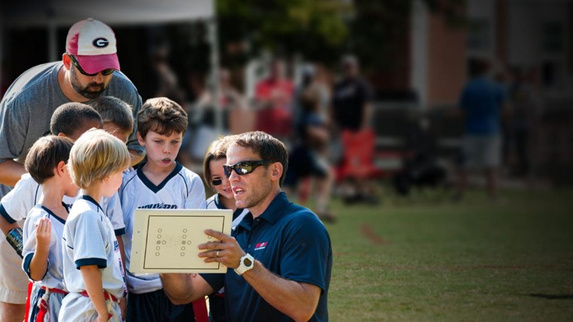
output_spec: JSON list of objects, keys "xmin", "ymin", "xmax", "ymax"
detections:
[
  {"xmin": 137, "ymin": 97, "xmax": 188, "ymax": 139},
  {"xmin": 89, "ymin": 96, "xmax": 134, "ymax": 135},
  {"xmin": 68, "ymin": 129, "xmax": 130, "ymax": 189}
]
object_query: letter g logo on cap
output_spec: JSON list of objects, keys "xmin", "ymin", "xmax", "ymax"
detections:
[{"xmin": 93, "ymin": 38, "xmax": 109, "ymax": 48}]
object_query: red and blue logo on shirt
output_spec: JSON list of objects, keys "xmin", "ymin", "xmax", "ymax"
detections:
[{"xmin": 254, "ymin": 242, "xmax": 268, "ymax": 251}]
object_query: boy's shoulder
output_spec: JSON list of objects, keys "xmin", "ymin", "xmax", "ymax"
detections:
[
  {"xmin": 69, "ymin": 197, "xmax": 103, "ymax": 219},
  {"xmin": 25, "ymin": 205, "xmax": 48, "ymax": 222},
  {"xmin": 179, "ymin": 164, "xmax": 201, "ymax": 180},
  {"xmin": 122, "ymin": 167, "xmax": 138, "ymax": 180}
]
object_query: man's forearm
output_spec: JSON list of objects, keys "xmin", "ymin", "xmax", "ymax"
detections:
[
  {"xmin": 242, "ymin": 260, "xmax": 321, "ymax": 321},
  {"xmin": 0, "ymin": 159, "xmax": 26, "ymax": 187}
]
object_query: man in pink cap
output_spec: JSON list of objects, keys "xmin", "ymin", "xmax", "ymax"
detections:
[{"xmin": 0, "ymin": 18, "xmax": 144, "ymax": 321}]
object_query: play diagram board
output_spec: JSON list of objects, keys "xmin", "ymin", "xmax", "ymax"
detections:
[{"xmin": 130, "ymin": 209, "xmax": 232, "ymax": 273}]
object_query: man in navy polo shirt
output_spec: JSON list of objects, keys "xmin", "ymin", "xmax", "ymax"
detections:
[{"xmin": 161, "ymin": 131, "xmax": 332, "ymax": 321}]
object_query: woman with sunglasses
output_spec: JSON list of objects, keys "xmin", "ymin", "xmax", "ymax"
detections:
[{"xmin": 202, "ymin": 135, "xmax": 249, "ymax": 322}]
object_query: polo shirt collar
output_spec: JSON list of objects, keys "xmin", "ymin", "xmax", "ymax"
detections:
[
  {"xmin": 255, "ymin": 192, "xmax": 289, "ymax": 224},
  {"xmin": 214, "ymin": 193, "xmax": 247, "ymax": 222}
]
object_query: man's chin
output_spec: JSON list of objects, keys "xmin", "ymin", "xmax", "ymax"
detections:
[{"xmin": 80, "ymin": 90, "xmax": 104, "ymax": 99}]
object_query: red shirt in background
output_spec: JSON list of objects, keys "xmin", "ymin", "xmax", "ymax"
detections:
[{"xmin": 254, "ymin": 78, "xmax": 294, "ymax": 138}]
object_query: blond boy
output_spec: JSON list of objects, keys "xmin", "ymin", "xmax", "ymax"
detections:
[{"xmin": 59, "ymin": 129, "xmax": 130, "ymax": 322}]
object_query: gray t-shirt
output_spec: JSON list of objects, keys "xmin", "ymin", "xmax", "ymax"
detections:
[{"xmin": 0, "ymin": 62, "xmax": 144, "ymax": 198}]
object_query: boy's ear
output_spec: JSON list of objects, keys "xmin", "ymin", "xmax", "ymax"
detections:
[
  {"xmin": 136, "ymin": 132, "xmax": 145, "ymax": 145},
  {"xmin": 56, "ymin": 160, "xmax": 67, "ymax": 176}
]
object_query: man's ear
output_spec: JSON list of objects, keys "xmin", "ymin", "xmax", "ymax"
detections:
[
  {"xmin": 62, "ymin": 53, "xmax": 72, "ymax": 70},
  {"xmin": 269, "ymin": 162, "xmax": 283, "ymax": 183}
]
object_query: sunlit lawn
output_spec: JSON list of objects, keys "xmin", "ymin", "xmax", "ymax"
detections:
[{"xmin": 323, "ymin": 187, "xmax": 573, "ymax": 321}]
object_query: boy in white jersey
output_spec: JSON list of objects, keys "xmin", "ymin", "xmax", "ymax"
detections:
[
  {"xmin": 60, "ymin": 129, "xmax": 130, "ymax": 321},
  {"xmin": 21, "ymin": 136, "xmax": 77, "ymax": 321},
  {"xmin": 0, "ymin": 102, "xmax": 102, "ymax": 321},
  {"xmin": 119, "ymin": 97, "xmax": 207, "ymax": 321}
]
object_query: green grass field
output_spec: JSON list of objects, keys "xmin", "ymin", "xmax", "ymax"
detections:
[{"xmin": 323, "ymin": 188, "xmax": 573, "ymax": 321}]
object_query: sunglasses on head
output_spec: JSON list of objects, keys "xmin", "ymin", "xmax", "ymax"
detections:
[
  {"xmin": 223, "ymin": 160, "xmax": 272, "ymax": 178},
  {"xmin": 69, "ymin": 54, "xmax": 115, "ymax": 76}
]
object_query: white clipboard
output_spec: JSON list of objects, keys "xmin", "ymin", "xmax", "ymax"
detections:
[{"xmin": 129, "ymin": 209, "xmax": 232, "ymax": 274}]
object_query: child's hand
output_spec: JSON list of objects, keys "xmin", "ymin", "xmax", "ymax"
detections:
[{"xmin": 35, "ymin": 218, "xmax": 51, "ymax": 247}]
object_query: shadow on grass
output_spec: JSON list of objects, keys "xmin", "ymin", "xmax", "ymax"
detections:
[{"xmin": 529, "ymin": 293, "xmax": 573, "ymax": 300}]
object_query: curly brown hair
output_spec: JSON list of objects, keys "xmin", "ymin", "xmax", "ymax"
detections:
[{"xmin": 137, "ymin": 97, "xmax": 188, "ymax": 138}]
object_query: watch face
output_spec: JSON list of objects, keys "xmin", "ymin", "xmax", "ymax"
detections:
[{"xmin": 244, "ymin": 258, "xmax": 253, "ymax": 266}]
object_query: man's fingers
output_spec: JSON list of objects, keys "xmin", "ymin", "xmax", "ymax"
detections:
[
  {"xmin": 198, "ymin": 229, "xmax": 232, "ymax": 250},
  {"xmin": 204, "ymin": 229, "xmax": 226, "ymax": 241}
]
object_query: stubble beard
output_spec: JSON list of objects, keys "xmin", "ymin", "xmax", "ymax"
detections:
[
  {"xmin": 238, "ymin": 170, "xmax": 271, "ymax": 210},
  {"xmin": 70, "ymin": 66, "xmax": 106, "ymax": 99}
]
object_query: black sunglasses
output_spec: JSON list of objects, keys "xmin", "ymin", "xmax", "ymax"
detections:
[
  {"xmin": 223, "ymin": 160, "xmax": 272, "ymax": 178},
  {"xmin": 69, "ymin": 54, "xmax": 115, "ymax": 76},
  {"xmin": 211, "ymin": 179, "xmax": 222, "ymax": 186}
]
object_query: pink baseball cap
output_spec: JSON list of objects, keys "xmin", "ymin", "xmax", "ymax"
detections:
[{"xmin": 66, "ymin": 18, "xmax": 120, "ymax": 74}]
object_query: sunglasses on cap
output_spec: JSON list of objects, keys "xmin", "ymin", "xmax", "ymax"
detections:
[
  {"xmin": 69, "ymin": 54, "xmax": 115, "ymax": 76},
  {"xmin": 223, "ymin": 160, "xmax": 272, "ymax": 178}
]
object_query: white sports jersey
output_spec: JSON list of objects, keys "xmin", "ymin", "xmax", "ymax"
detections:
[
  {"xmin": 22, "ymin": 205, "xmax": 67, "ymax": 291},
  {"xmin": 61, "ymin": 196, "xmax": 125, "ymax": 299},
  {"xmin": 0, "ymin": 174, "xmax": 125, "ymax": 234},
  {"xmin": 206, "ymin": 193, "xmax": 249, "ymax": 229},
  {"xmin": 119, "ymin": 162, "xmax": 206, "ymax": 294}
]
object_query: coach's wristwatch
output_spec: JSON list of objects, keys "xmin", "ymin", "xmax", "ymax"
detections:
[{"xmin": 234, "ymin": 253, "xmax": 254, "ymax": 276}]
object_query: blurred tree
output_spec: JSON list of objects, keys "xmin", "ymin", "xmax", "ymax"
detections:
[
  {"xmin": 216, "ymin": 0, "xmax": 465, "ymax": 74},
  {"xmin": 349, "ymin": 0, "xmax": 465, "ymax": 75},
  {"xmin": 217, "ymin": 0, "xmax": 351, "ymax": 68}
]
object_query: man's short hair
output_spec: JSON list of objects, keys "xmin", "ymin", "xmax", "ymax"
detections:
[
  {"xmin": 89, "ymin": 96, "xmax": 134, "ymax": 135},
  {"xmin": 68, "ymin": 129, "xmax": 130, "ymax": 189},
  {"xmin": 25, "ymin": 135, "xmax": 74, "ymax": 184},
  {"xmin": 50, "ymin": 102, "xmax": 102, "ymax": 137},
  {"xmin": 233, "ymin": 131, "xmax": 289, "ymax": 186},
  {"xmin": 137, "ymin": 97, "xmax": 188, "ymax": 138}
]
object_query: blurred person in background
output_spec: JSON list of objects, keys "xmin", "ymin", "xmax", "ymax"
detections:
[
  {"xmin": 331, "ymin": 54, "xmax": 373, "ymax": 135},
  {"xmin": 150, "ymin": 45, "xmax": 186, "ymax": 106},
  {"xmin": 284, "ymin": 64, "xmax": 336, "ymax": 223},
  {"xmin": 180, "ymin": 68, "xmax": 250, "ymax": 170},
  {"xmin": 220, "ymin": 69, "xmax": 254, "ymax": 135},
  {"xmin": 455, "ymin": 58, "xmax": 508, "ymax": 201},
  {"xmin": 254, "ymin": 58, "xmax": 295, "ymax": 143},
  {"xmin": 331, "ymin": 55, "xmax": 378, "ymax": 204}
]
